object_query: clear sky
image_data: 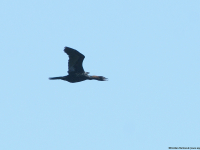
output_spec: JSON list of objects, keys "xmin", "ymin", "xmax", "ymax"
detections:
[{"xmin": 1, "ymin": 0, "xmax": 200, "ymax": 150}]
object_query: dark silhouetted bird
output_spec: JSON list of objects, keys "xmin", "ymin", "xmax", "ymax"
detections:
[{"xmin": 49, "ymin": 47, "xmax": 108, "ymax": 83}]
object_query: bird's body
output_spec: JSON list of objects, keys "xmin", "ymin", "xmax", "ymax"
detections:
[
  {"xmin": 49, "ymin": 47, "xmax": 108, "ymax": 83},
  {"xmin": 49, "ymin": 73, "xmax": 90, "ymax": 83}
]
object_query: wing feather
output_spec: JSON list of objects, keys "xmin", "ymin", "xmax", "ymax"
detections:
[{"xmin": 64, "ymin": 47, "xmax": 85, "ymax": 73}]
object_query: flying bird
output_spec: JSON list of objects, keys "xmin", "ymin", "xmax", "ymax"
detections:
[{"xmin": 49, "ymin": 47, "xmax": 108, "ymax": 83}]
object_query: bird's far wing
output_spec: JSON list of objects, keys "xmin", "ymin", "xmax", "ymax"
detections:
[{"xmin": 64, "ymin": 47, "xmax": 85, "ymax": 73}]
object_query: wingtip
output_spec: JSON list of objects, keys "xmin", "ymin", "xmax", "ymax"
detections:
[{"xmin": 64, "ymin": 46, "xmax": 78, "ymax": 55}]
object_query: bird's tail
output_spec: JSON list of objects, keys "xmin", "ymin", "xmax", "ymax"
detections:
[
  {"xmin": 49, "ymin": 76, "xmax": 63, "ymax": 80},
  {"xmin": 89, "ymin": 75, "xmax": 108, "ymax": 81}
]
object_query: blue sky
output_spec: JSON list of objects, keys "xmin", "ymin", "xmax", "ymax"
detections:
[{"xmin": 1, "ymin": 1, "xmax": 200, "ymax": 149}]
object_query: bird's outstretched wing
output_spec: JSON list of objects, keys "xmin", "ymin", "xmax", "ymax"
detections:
[{"xmin": 64, "ymin": 47, "xmax": 85, "ymax": 74}]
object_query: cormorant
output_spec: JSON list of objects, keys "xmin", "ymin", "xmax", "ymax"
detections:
[{"xmin": 49, "ymin": 47, "xmax": 108, "ymax": 83}]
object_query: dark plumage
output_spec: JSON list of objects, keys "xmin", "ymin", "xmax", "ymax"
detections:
[{"xmin": 49, "ymin": 47, "xmax": 108, "ymax": 83}]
